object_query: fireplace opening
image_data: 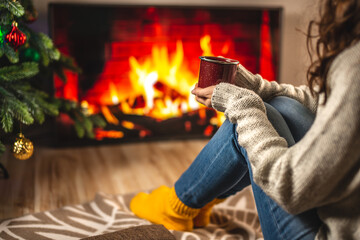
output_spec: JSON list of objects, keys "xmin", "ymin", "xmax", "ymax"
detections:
[{"xmin": 49, "ymin": 4, "xmax": 282, "ymax": 145}]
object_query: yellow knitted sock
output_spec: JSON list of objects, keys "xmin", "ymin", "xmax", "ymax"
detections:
[
  {"xmin": 193, "ymin": 198, "xmax": 225, "ymax": 228},
  {"xmin": 130, "ymin": 186, "xmax": 200, "ymax": 231}
]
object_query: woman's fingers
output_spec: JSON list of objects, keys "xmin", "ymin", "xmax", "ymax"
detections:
[
  {"xmin": 192, "ymin": 85, "xmax": 215, "ymax": 98},
  {"xmin": 192, "ymin": 85, "xmax": 216, "ymax": 107},
  {"xmin": 195, "ymin": 96, "xmax": 212, "ymax": 107}
]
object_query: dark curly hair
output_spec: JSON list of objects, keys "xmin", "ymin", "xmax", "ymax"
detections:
[{"xmin": 306, "ymin": 0, "xmax": 360, "ymax": 103}]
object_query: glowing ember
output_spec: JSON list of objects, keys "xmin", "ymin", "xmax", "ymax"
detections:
[
  {"xmin": 101, "ymin": 106, "xmax": 119, "ymax": 125},
  {"xmin": 95, "ymin": 129, "xmax": 124, "ymax": 140},
  {"xmin": 121, "ymin": 121, "xmax": 135, "ymax": 130}
]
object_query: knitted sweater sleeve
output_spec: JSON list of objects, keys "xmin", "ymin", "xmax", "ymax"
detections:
[
  {"xmin": 211, "ymin": 48, "xmax": 360, "ymax": 214},
  {"xmin": 233, "ymin": 64, "xmax": 318, "ymax": 113}
]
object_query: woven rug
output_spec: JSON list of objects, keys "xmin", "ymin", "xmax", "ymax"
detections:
[{"xmin": 0, "ymin": 186, "xmax": 263, "ymax": 240}]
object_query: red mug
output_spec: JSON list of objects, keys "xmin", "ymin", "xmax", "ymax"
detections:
[{"xmin": 197, "ymin": 56, "xmax": 239, "ymax": 88}]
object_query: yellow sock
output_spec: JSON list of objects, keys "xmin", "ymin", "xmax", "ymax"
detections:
[
  {"xmin": 130, "ymin": 186, "xmax": 200, "ymax": 231},
  {"xmin": 193, "ymin": 198, "xmax": 225, "ymax": 228}
]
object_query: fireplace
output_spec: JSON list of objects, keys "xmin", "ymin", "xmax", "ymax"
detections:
[{"xmin": 49, "ymin": 3, "xmax": 282, "ymax": 145}]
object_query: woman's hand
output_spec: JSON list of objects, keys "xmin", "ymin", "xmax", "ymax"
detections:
[{"xmin": 191, "ymin": 84, "xmax": 216, "ymax": 108}]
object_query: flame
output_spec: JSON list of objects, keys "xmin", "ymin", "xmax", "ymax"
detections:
[
  {"xmin": 109, "ymin": 82, "xmax": 120, "ymax": 105},
  {"xmin": 124, "ymin": 34, "xmax": 226, "ymax": 124},
  {"xmin": 200, "ymin": 35, "xmax": 214, "ymax": 56},
  {"xmin": 127, "ymin": 39, "xmax": 201, "ymax": 119},
  {"xmin": 124, "ymin": 34, "xmax": 228, "ymax": 120}
]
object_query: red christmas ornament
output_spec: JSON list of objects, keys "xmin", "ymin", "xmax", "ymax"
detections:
[{"xmin": 5, "ymin": 22, "xmax": 27, "ymax": 50}]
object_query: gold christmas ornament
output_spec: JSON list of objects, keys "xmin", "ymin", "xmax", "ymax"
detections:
[{"xmin": 12, "ymin": 133, "xmax": 34, "ymax": 160}]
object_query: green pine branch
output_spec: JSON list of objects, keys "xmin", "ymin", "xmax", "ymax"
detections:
[
  {"xmin": 0, "ymin": 107, "xmax": 13, "ymax": 132},
  {"xmin": 52, "ymin": 54, "xmax": 82, "ymax": 82},
  {"xmin": 0, "ymin": 62, "xmax": 38, "ymax": 81},
  {"xmin": 2, "ymin": 42, "xmax": 19, "ymax": 63},
  {"xmin": 0, "ymin": 11, "xmax": 13, "ymax": 26},
  {"xmin": 10, "ymin": 83, "xmax": 58, "ymax": 124},
  {"xmin": 28, "ymin": 31, "xmax": 60, "ymax": 67},
  {"xmin": 0, "ymin": 0, "xmax": 25, "ymax": 17},
  {"xmin": 0, "ymin": 86, "xmax": 34, "ymax": 127},
  {"xmin": 59, "ymin": 99, "xmax": 106, "ymax": 139}
]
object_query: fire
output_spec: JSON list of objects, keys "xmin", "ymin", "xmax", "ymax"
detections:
[
  {"xmin": 127, "ymin": 39, "xmax": 201, "ymax": 119},
  {"xmin": 109, "ymin": 82, "xmax": 120, "ymax": 105},
  {"xmin": 83, "ymin": 34, "xmax": 226, "ymax": 140},
  {"xmin": 200, "ymin": 35, "xmax": 214, "ymax": 56},
  {"xmin": 124, "ymin": 35, "xmax": 227, "ymax": 123}
]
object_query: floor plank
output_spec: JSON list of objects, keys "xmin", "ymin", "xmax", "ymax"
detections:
[{"xmin": 0, "ymin": 139, "xmax": 208, "ymax": 220}]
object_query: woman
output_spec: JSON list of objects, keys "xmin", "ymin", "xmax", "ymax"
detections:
[{"xmin": 130, "ymin": 0, "xmax": 360, "ymax": 239}]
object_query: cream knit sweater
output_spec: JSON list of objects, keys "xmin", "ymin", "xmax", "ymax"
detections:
[{"xmin": 211, "ymin": 41, "xmax": 360, "ymax": 240}]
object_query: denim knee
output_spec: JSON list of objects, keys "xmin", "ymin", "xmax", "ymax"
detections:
[
  {"xmin": 268, "ymin": 96, "xmax": 315, "ymax": 142},
  {"xmin": 264, "ymin": 102, "xmax": 296, "ymax": 146}
]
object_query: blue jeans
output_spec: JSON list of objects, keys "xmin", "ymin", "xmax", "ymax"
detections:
[{"xmin": 174, "ymin": 96, "xmax": 322, "ymax": 240}]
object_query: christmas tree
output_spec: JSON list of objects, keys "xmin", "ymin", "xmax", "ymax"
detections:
[{"xmin": 0, "ymin": 0, "xmax": 106, "ymax": 178}]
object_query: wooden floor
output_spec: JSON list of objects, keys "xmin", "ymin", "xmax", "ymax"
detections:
[{"xmin": 0, "ymin": 139, "xmax": 208, "ymax": 221}]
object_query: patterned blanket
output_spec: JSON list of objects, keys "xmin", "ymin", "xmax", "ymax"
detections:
[{"xmin": 0, "ymin": 186, "xmax": 263, "ymax": 240}]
